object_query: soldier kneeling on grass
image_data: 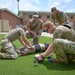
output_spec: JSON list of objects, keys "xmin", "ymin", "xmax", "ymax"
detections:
[
  {"xmin": 34, "ymin": 21, "xmax": 75, "ymax": 64},
  {"xmin": 0, "ymin": 41, "xmax": 49, "ymax": 59},
  {"xmin": 0, "ymin": 27, "xmax": 33, "ymax": 59}
]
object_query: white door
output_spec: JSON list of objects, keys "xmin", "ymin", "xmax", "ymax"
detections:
[
  {"xmin": 2, "ymin": 19, "xmax": 9, "ymax": 32},
  {"xmin": 0, "ymin": 20, "xmax": 2, "ymax": 32}
]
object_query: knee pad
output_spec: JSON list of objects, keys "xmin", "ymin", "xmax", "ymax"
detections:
[{"xmin": 11, "ymin": 53, "xmax": 18, "ymax": 59}]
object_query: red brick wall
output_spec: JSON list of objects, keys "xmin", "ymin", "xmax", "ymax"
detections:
[
  {"xmin": 1, "ymin": 10, "xmax": 22, "ymax": 29},
  {"xmin": 22, "ymin": 12, "xmax": 75, "ymax": 26},
  {"xmin": 0, "ymin": 12, "xmax": 2, "ymax": 19}
]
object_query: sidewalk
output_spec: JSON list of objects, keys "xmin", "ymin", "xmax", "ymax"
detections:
[
  {"xmin": 41, "ymin": 32, "xmax": 53, "ymax": 38},
  {"xmin": 0, "ymin": 32, "xmax": 53, "ymax": 38}
]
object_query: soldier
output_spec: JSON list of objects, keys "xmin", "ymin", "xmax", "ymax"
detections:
[
  {"xmin": 34, "ymin": 21, "xmax": 75, "ymax": 64},
  {"xmin": 26, "ymin": 12, "xmax": 43, "ymax": 45},
  {"xmin": 0, "ymin": 27, "xmax": 33, "ymax": 59},
  {"xmin": 51, "ymin": 7, "xmax": 69, "ymax": 26}
]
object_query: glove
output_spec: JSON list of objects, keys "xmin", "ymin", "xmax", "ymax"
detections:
[
  {"xmin": 34, "ymin": 54, "xmax": 44, "ymax": 62},
  {"xmin": 49, "ymin": 57, "xmax": 53, "ymax": 62}
]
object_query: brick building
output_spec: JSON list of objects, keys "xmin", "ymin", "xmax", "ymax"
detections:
[
  {"xmin": 19, "ymin": 11, "xmax": 75, "ymax": 26},
  {"xmin": 0, "ymin": 8, "xmax": 75, "ymax": 32},
  {"xmin": 0, "ymin": 8, "xmax": 22, "ymax": 32}
]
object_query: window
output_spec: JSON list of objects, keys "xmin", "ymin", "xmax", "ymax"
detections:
[
  {"xmin": 70, "ymin": 16, "xmax": 73, "ymax": 19},
  {"xmin": 47, "ymin": 15, "xmax": 50, "ymax": 19},
  {"xmin": 29, "ymin": 15, "xmax": 32, "ymax": 18}
]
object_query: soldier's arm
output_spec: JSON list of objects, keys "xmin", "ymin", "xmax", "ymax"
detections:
[
  {"xmin": 40, "ymin": 21, "xmax": 43, "ymax": 34},
  {"xmin": 59, "ymin": 12, "xmax": 65, "ymax": 24},
  {"xmin": 51, "ymin": 14, "xmax": 56, "ymax": 25},
  {"xmin": 37, "ymin": 22, "xmax": 43, "ymax": 38},
  {"xmin": 22, "ymin": 34, "xmax": 34, "ymax": 49},
  {"xmin": 18, "ymin": 37, "xmax": 27, "ymax": 48},
  {"xmin": 19, "ymin": 28, "xmax": 34, "ymax": 49},
  {"xmin": 27, "ymin": 21, "xmax": 36, "ymax": 35}
]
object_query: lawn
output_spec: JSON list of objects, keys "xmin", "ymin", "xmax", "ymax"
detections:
[{"xmin": 0, "ymin": 34, "xmax": 75, "ymax": 75}]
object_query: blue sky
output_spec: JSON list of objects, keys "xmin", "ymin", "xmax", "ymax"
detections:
[{"xmin": 0, "ymin": 0, "xmax": 75, "ymax": 14}]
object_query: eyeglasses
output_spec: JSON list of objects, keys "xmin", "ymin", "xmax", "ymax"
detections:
[{"xmin": 51, "ymin": 9, "xmax": 56, "ymax": 12}]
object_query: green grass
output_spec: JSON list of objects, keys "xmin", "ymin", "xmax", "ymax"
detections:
[{"xmin": 0, "ymin": 34, "xmax": 75, "ymax": 75}]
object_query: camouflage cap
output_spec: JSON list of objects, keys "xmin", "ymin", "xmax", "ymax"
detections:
[
  {"xmin": 33, "ymin": 15, "xmax": 39, "ymax": 18},
  {"xmin": 33, "ymin": 11, "xmax": 39, "ymax": 18}
]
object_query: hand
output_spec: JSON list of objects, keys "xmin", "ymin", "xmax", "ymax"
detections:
[
  {"xmin": 36, "ymin": 35, "xmax": 40, "ymax": 39},
  {"xmin": 27, "ymin": 45, "xmax": 34, "ymax": 50},
  {"xmin": 32, "ymin": 32, "xmax": 36, "ymax": 36},
  {"xmin": 34, "ymin": 33, "xmax": 37, "ymax": 36},
  {"xmin": 31, "ymin": 46, "xmax": 34, "ymax": 50}
]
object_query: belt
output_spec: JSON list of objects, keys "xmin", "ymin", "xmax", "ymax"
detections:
[{"xmin": 63, "ymin": 24, "xmax": 72, "ymax": 29}]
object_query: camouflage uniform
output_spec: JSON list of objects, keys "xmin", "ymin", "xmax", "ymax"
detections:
[
  {"xmin": 26, "ymin": 18, "xmax": 43, "ymax": 44},
  {"xmin": 52, "ymin": 11, "xmax": 69, "ymax": 26},
  {"xmin": 52, "ymin": 25, "xmax": 75, "ymax": 63},
  {"xmin": 0, "ymin": 28, "xmax": 25, "ymax": 59}
]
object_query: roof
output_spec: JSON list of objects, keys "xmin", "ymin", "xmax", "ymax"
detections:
[
  {"xmin": 19, "ymin": 10, "xmax": 75, "ymax": 15},
  {"xmin": 18, "ymin": 10, "xmax": 51, "ymax": 15},
  {"xmin": 0, "ymin": 8, "xmax": 21, "ymax": 18},
  {"xmin": 65, "ymin": 12, "xmax": 75, "ymax": 15}
]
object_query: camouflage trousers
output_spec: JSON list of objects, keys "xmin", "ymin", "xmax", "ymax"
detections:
[
  {"xmin": 0, "ymin": 38, "xmax": 19, "ymax": 59},
  {"xmin": 26, "ymin": 32, "xmax": 39, "ymax": 44},
  {"xmin": 53, "ymin": 38, "xmax": 75, "ymax": 63}
]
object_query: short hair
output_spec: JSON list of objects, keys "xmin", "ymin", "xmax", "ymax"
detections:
[
  {"xmin": 51, "ymin": 7, "xmax": 57, "ymax": 12},
  {"xmin": 43, "ymin": 21, "xmax": 53, "ymax": 28}
]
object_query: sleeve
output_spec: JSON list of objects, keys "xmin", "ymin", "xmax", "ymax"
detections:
[
  {"xmin": 51, "ymin": 14, "xmax": 56, "ymax": 25},
  {"xmin": 63, "ymin": 12, "xmax": 69, "ymax": 23},
  {"xmin": 59, "ymin": 12, "xmax": 68, "ymax": 20},
  {"xmin": 59, "ymin": 12, "xmax": 63, "ymax": 17},
  {"xmin": 27, "ymin": 20, "xmax": 32, "ymax": 29},
  {"xmin": 19, "ymin": 28, "xmax": 25, "ymax": 35},
  {"xmin": 52, "ymin": 14, "xmax": 55, "ymax": 20},
  {"xmin": 59, "ymin": 12, "xmax": 66, "ymax": 23},
  {"xmin": 38, "ymin": 20, "xmax": 43, "ymax": 35},
  {"xmin": 53, "ymin": 28, "xmax": 63, "ymax": 40}
]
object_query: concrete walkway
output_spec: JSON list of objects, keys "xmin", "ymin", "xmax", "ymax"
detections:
[
  {"xmin": 0, "ymin": 32, "xmax": 53, "ymax": 38},
  {"xmin": 41, "ymin": 32, "xmax": 53, "ymax": 38}
]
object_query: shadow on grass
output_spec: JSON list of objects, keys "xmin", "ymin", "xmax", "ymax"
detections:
[{"xmin": 40, "ymin": 60, "xmax": 75, "ymax": 71}]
